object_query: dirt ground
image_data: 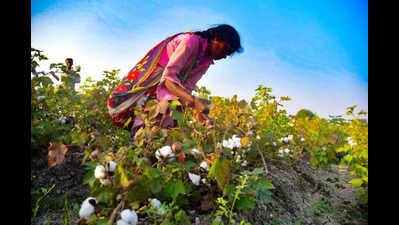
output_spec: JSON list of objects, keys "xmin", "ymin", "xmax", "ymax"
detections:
[{"xmin": 31, "ymin": 147, "xmax": 367, "ymax": 225}]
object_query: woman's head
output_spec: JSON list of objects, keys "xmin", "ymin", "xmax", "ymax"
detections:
[{"xmin": 194, "ymin": 24, "xmax": 243, "ymax": 60}]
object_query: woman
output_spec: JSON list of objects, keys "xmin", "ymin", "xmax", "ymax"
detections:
[{"xmin": 107, "ymin": 24, "xmax": 243, "ymax": 142}]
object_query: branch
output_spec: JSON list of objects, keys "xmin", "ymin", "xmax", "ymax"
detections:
[
  {"xmin": 108, "ymin": 200, "xmax": 125, "ymax": 224},
  {"xmin": 255, "ymin": 142, "xmax": 269, "ymax": 176}
]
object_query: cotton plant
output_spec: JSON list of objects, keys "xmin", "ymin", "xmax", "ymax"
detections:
[
  {"xmin": 222, "ymin": 135, "xmax": 242, "ymax": 149},
  {"xmin": 155, "ymin": 146, "xmax": 175, "ymax": 162},
  {"xmin": 116, "ymin": 209, "xmax": 138, "ymax": 225},
  {"xmin": 278, "ymin": 148, "xmax": 291, "ymax": 157},
  {"xmin": 79, "ymin": 197, "xmax": 97, "ymax": 220},
  {"xmin": 346, "ymin": 137, "xmax": 357, "ymax": 147},
  {"xmin": 200, "ymin": 161, "xmax": 209, "ymax": 171},
  {"xmin": 188, "ymin": 173, "xmax": 201, "ymax": 186},
  {"xmin": 94, "ymin": 160, "xmax": 117, "ymax": 186}
]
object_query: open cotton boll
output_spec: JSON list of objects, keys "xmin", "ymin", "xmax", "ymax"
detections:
[
  {"xmin": 188, "ymin": 173, "xmax": 201, "ymax": 186},
  {"xmin": 241, "ymin": 160, "xmax": 248, "ymax": 167},
  {"xmin": 120, "ymin": 209, "xmax": 138, "ymax": 225},
  {"xmin": 284, "ymin": 148, "xmax": 290, "ymax": 154},
  {"xmin": 200, "ymin": 161, "xmax": 209, "ymax": 171},
  {"xmin": 201, "ymin": 178, "xmax": 207, "ymax": 184},
  {"xmin": 190, "ymin": 148, "xmax": 201, "ymax": 156},
  {"xmin": 116, "ymin": 219, "xmax": 130, "ymax": 225},
  {"xmin": 300, "ymin": 137, "xmax": 305, "ymax": 142},
  {"xmin": 79, "ymin": 197, "xmax": 97, "ymax": 219},
  {"xmin": 287, "ymin": 135, "xmax": 293, "ymax": 140},
  {"xmin": 256, "ymin": 135, "xmax": 261, "ymax": 140},
  {"xmin": 107, "ymin": 161, "xmax": 117, "ymax": 172},
  {"xmin": 37, "ymin": 96, "xmax": 45, "ymax": 101},
  {"xmin": 94, "ymin": 165, "xmax": 107, "ymax": 179},
  {"xmin": 156, "ymin": 146, "xmax": 173, "ymax": 160},
  {"xmin": 272, "ymin": 142, "xmax": 277, "ymax": 146},
  {"xmin": 150, "ymin": 198, "xmax": 162, "ymax": 209}
]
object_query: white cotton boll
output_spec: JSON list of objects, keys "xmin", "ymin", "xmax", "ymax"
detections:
[
  {"xmin": 107, "ymin": 161, "xmax": 117, "ymax": 172},
  {"xmin": 222, "ymin": 140, "xmax": 230, "ymax": 149},
  {"xmin": 256, "ymin": 135, "xmax": 261, "ymax": 140},
  {"xmin": 236, "ymin": 155, "xmax": 241, "ymax": 162},
  {"xmin": 288, "ymin": 122, "xmax": 294, "ymax": 127},
  {"xmin": 188, "ymin": 173, "xmax": 201, "ymax": 186},
  {"xmin": 94, "ymin": 165, "xmax": 107, "ymax": 179},
  {"xmin": 217, "ymin": 143, "xmax": 222, "ymax": 148},
  {"xmin": 288, "ymin": 135, "xmax": 293, "ymax": 140},
  {"xmin": 248, "ymin": 130, "xmax": 254, "ymax": 135},
  {"xmin": 116, "ymin": 219, "xmax": 130, "ymax": 225},
  {"xmin": 37, "ymin": 96, "xmax": 45, "ymax": 101},
  {"xmin": 79, "ymin": 197, "xmax": 97, "ymax": 220},
  {"xmin": 273, "ymin": 142, "xmax": 277, "ymax": 146},
  {"xmin": 190, "ymin": 148, "xmax": 201, "ymax": 156},
  {"xmin": 200, "ymin": 161, "xmax": 209, "ymax": 171},
  {"xmin": 156, "ymin": 146, "xmax": 173, "ymax": 160},
  {"xmin": 284, "ymin": 148, "xmax": 291, "ymax": 154},
  {"xmin": 241, "ymin": 160, "xmax": 248, "ymax": 167},
  {"xmin": 201, "ymin": 178, "xmax": 207, "ymax": 184},
  {"xmin": 150, "ymin": 198, "xmax": 162, "ymax": 209},
  {"xmin": 159, "ymin": 146, "xmax": 172, "ymax": 157},
  {"xmin": 120, "ymin": 209, "xmax": 138, "ymax": 225},
  {"xmin": 301, "ymin": 137, "xmax": 305, "ymax": 142}
]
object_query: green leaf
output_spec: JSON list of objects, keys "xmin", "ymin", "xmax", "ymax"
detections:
[
  {"xmin": 235, "ymin": 196, "xmax": 255, "ymax": 214},
  {"xmin": 208, "ymin": 156, "xmax": 232, "ymax": 190},
  {"xmin": 172, "ymin": 110, "xmax": 184, "ymax": 124},
  {"xmin": 165, "ymin": 179, "xmax": 185, "ymax": 200},
  {"xmin": 96, "ymin": 219, "xmax": 111, "ymax": 225},
  {"xmin": 349, "ymin": 178, "xmax": 363, "ymax": 188}
]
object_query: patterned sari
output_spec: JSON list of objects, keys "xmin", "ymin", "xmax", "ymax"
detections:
[{"xmin": 107, "ymin": 32, "xmax": 199, "ymax": 136}]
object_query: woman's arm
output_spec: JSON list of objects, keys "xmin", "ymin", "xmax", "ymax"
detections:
[{"xmin": 164, "ymin": 79, "xmax": 208, "ymax": 113}]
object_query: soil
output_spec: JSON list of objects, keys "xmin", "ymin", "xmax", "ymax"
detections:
[{"xmin": 31, "ymin": 147, "xmax": 367, "ymax": 225}]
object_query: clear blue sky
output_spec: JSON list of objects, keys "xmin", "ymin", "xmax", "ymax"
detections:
[{"xmin": 31, "ymin": 0, "xmax": 368, "ymax": 118}]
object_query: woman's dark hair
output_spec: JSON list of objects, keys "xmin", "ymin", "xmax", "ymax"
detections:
[{"xmin": 194, "ymin": 24, "xmax": 243, "ymax": 55}]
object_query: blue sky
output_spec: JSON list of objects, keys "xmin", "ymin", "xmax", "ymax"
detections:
[{"xmin": 31, "ymin": 0, "xmax": 368, "ymax": 118}]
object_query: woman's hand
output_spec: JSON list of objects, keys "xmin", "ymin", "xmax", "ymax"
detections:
[
  {"xmin": 193, "ymin": 97, "xmax": 210, "ymax": 114},
  {"xmin": 194, "ymin": 110, "xmax": 213, "ymax": 127}
]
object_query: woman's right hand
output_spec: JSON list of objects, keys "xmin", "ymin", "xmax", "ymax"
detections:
[{"xmin": 193, "ymin": 97, "xmax": 209, "ymax": 114}]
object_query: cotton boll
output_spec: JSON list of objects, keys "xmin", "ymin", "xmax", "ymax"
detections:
[
  {"xmin": 200, "ymin": 161, "xmax": 209, "ymax": 171},
  {"xmin": 284, "ymin": 148, "xmax": 290, "ymax": 154},
  {"xmin": 241, "ymin": 160, "xmax": 248, "ymax": 167},
  {"xmin": 201, "ymin": 178, "xmax": 207, "ymax": 184},
  {"xmin": 37, "ymin": 96, "xmax": 45, "ymax": 101},
  {"xmin": 256, "ymin": 135, "xmax": 261, "ymax": 140},
  {"xmin": 190, "ymin": 148, "xmax": 201, "ymax": 156},
  {"xmin": 120, "ymin": 209, "xmax": 138, "ymax": 225},
  {"xmin": 156, "ymin": 146, "xmax": 173, "ymax": 161},
  {"xmin": 150, "ymin": 198, "xmax": 162, "ymax": 209},
  {"xmin": 94, "ymin": 165, "xmax": 107, "ymax": 179},
  {"xmin": 159, "ymin": 146, "xmax": 172, "ymax": 157},
  {"xmin": 188, "ymin": 173, "xmax": 201, "ymax": 186},
  {"xmin": 272, "ymin": 142, "xmax": 277, "ymax": 146},
  {"xmin": 116, "ymin": 219, "xmax": 130, "ymax": 225},
  {"xmin": 107, "ymin": 161, "xmax": 117, "ymax": 172},
  {"xmin": 79, "ymin": 197, "xmax": 97, "ymax": 220},
  {"xmin": 287, "ymin": 135, "xmax": 293, "ymax": 140},
  {"xmin": 236, "ymin": 155, "xmax": 241, "ymax": 162},
  {"xmin": 300, "ymin": 137, "xmax": 305, "ymax": 142}
]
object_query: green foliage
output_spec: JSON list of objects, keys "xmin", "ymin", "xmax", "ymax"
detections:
[
  {"xmin": 31, "ymin": 49, "xmax": 368, "ymax": 224},
  {"xmin": 295, "ymin": 109, "xmax": 316, "ymax": 120}
]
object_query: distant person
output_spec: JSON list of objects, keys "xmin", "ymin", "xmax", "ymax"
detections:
[
  {"xmin": 61, "ymin": 58, "xmax": 81, "ymax": 90},
  {"xmin": 107, "ymin": 24, "xmax": 243, "ymax": 143}
]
